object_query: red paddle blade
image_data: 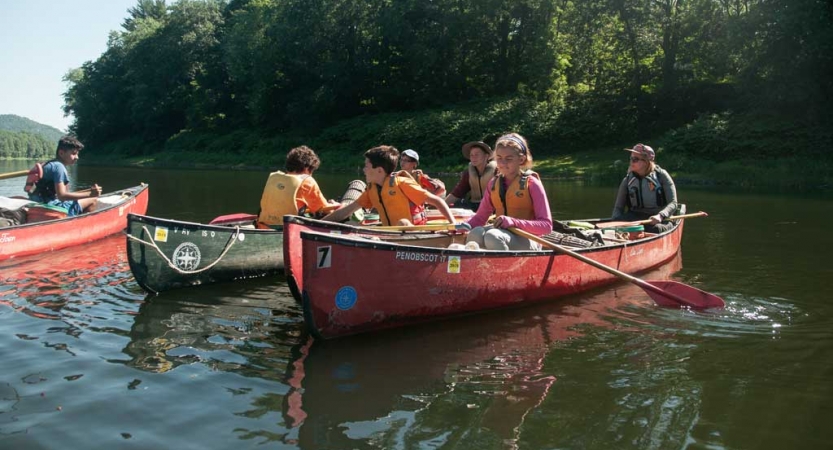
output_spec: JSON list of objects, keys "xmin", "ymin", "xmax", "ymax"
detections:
[{"xmin": 644, "ymin": 281, "xmax": 726, "ymax": 309}]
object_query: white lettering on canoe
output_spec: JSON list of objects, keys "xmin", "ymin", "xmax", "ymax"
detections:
[
  {"xmin": 394, "ymin": 251, "xmax": 446, "ymax": 263},
  {"xmin": 0, "ymin": 233, "xmax": 15, "ymax": 244},
  {"xmin": 628, "ymin": 248, "xmax": 644, "ymax": 257}
]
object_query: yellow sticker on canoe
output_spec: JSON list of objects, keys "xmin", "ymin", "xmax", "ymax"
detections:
[
  {"xmin": 154, "ymin": 226, "xmax": 169, "ymax": 243},
  {"xmin": 447, "ymin": 256, "xmax": 461, "ymax": 274}
]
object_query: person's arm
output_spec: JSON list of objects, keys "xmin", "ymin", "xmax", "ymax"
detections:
[
  {"xmin": 321, "ymin": 201, "xmax": 362, "ymax": 222},
  {"xmin": 53, "ymin": 163, "xmax": 101, "ymax": 201},
  {"xmin": 611, "ymin": 177, "xmax": 629, "ymax": 219},
  {"xmin": 465, "ymin": 180, "xmax": 497, "ymax": 228},
  {"xmin": 496, "ymin": 177, "xmax": 553, "ymax": 235},
  {"xmin": 444, "ymin": 170, "xmax": 470, "ymax": 205},
  {"xmin": 654, "ymin": 169, "xmax": 678, "ymax": 222},
  {"xmin": 424, "ymin": 193, "xmax": 455, "ymax": 224},
  {"xmin": 300, "ymin": 178, "xmax": 340, "ymax": 215}
]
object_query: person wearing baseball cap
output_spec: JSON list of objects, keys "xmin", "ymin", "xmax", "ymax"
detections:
[
  {"xmin": 444, "ymin": 141, "xmax": 497, "ymax": 212},
  {"xmin": 611, "ymin": 143, "xmax": 679, "ymax": 233},
  {"xmin": 398, "ymin": 149, "xmax": 446, "ymax": 196}
]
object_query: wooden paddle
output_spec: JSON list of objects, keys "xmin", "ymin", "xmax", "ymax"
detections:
[
  {"xmin": 509, "ymin": 227, "xmax": 725, "ymax": 309},
  {"xmin": 374, "ymin": 223, "xmax": 456, "ymax": 232},
  {"xmin": 0, "ymin": 169, "xmax": 29, "ymax": 181},
  {"xmin": 595, "ymin": 211, "xmax": 709, "ymax": 229}
]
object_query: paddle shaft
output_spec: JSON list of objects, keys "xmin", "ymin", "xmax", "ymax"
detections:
[
  {"xmin": 510, "ymin": 227, "xmax": 702, "ymax": 308},
  {"xmin": 0, "ymin": 169, "xmax": 29, "ymax": 181},
  {"xmin": 374, "ymin": 223, "xmax": 456, "ymax": 232},
  {"xmin": 596, "ymin": 211, "xmax": 708, "ymax": 229}
]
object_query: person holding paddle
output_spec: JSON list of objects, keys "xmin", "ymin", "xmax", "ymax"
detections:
[
  {"xmin": 612, "ymin": 143, "xmax": 678, "ymax": 233},
  {"xmin": 28, "ymin": 135, "xmax": 101, "ymax": 216},
  {"xmin": 456, "ymin": 133, "xmax": 553, "ymax": 250}
]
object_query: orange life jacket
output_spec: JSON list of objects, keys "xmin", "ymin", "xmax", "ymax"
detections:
[
  {"xmin": 489, "ymin": 171, "xmax": 539, "ymax": 220},
  {"xmin": 258, "ymin": 171, "xmax": 306, "ymax": 226},
  {"xmin": 368, "ymin": 175, "xmax": 427, "ymax": 226}
]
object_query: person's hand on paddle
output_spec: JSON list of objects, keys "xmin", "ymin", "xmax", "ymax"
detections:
[
  {"xmin": 649, "ymin": 214, "xmax": 662, "ymax": 224},
  {"xmin": 493, "ymin": 215, "xmax": 517, "ymax": 229},
  {"xmin": 90, "ymin": 184, "xmax": 103, "ymax": 197}
]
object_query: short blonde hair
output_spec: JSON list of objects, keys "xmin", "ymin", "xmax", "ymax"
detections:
[{"xmin": 495, "ymin": 133, "xmax": 533, "ymax": 169}]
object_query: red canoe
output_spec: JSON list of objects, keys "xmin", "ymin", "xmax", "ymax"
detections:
[
  {"xmin": 294, "ymin": 209, "xmax": 687, "ymax": 339},
  {"xmin": 0, "ymin": 184, "xmax": 149, "ymax": 262},
  {"xmin": 283, "ymin": 215, "xmax": 464, "ymax": 302}
]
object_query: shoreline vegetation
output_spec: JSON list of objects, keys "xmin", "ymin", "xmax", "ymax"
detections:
[
  {"xmin": 80, "ymin": 97, "xmax": 832, "ymax": 190},
  {"xmin": 34, "ymin": 0, "xmax": 831, "ymax": 191}
]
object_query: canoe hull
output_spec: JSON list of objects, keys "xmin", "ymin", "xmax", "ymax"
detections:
[
  {"xmin": 126, "ymin": 213, "xmax": 284, "ymax": 293},
  {"xmin": 0, "ymin": 185, "xmax": 149, "ymax": 262},
  {"xmin": 300, "ymin": 219, "xmax": 684, "ymax": 339},
  {"xmin": 282, "ymin": 215, "xmax": 463, "ymax": 302}
]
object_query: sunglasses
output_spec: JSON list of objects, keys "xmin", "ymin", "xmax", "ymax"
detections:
[
  {"xmin": 401, "ymin": 158, "xmax": 416, "ymax": 163},
  {"xmin": 630, "ymin": 157, "xmax": 646, "ymax": 163}
]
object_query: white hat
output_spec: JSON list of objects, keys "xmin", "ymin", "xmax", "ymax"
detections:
[{"xmin": 401, "ymin": 149, "xmax": 419, "ymax": 162}]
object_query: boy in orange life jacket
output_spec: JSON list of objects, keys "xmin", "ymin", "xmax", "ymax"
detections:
[
  {"xmin": 257, "ymin": 145, "xmax": 341, "ymax": 227},
  {"xmin": 28, "ymin": 135, "xmax": 102, "ymax": 216},
  {"xmin": 323, "ymin": 145, "xmax": 456, "ymax": 226}
]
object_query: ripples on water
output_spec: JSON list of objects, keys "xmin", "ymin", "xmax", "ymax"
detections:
[{"xmin": 1, "ymin": 233, "xmax": 829, "ymax": 449}]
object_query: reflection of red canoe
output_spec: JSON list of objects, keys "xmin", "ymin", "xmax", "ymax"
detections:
[
  {"xmin": 0, "ymin": 184, "xmax": 149, "ymax": 261},
  {"xmin": 296, "ymin": 208, "xmax": 688, "ymax": 339},
  {"xmin": 289, "ymin": 254, "xmax": 682, "ymax": 448}
]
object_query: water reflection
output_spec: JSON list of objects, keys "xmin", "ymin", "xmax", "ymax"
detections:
[{"xmin": 290, "ymin": 253, "xmax": 685, "ymax": 449}]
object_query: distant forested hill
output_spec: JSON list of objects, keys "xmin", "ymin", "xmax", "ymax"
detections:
[{"xmin": 0, "ymin": 114, "xmax": 63, "ymax": 159}]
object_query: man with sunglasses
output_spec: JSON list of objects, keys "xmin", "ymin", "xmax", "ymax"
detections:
[{"xmin": 611, "ymin": 143, "xmax": 678, "ymax": 233}]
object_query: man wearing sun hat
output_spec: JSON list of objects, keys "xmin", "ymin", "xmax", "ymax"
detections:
[
  {"xmin": 444, "ymin": 141, "xmax": 498, "ymax": 212},
  {"xmin": 611, "ymin": 143, "xmax": 679, "ymax": 233},
  {"xmin": 398, "ymin": 149, "xmax": 446, "ymax": 196}
]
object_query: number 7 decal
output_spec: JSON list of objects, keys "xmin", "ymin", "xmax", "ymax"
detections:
[{"xmin": 317, "ymin": 246, "xmax": 332, "ymax": 268}]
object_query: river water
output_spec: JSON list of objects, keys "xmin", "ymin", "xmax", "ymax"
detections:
[{"xmin": 1, "ymin": 162, "xmax": 831, "ymax": 449}]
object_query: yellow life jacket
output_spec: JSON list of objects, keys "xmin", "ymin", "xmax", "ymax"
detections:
[
  {"xmin": 258, "ymin": 171, "xmax": 307, "ymax": 226},
  {"xmin": 468, "ymin": 161, "xmax": 497, "ymax": 202},
  {"xmin": 489, "ymin": 171, "xmax": 540, "ymax": 220},
  {"xmin": 368, "ymin": 175, "xmax": 427, "ymax": 226}
]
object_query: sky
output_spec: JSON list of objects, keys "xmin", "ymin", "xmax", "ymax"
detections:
[{"xmin": 0, "ymin": 0, "xmax": 138, "ymax": 132}]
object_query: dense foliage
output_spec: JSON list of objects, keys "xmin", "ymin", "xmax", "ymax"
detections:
[
  {"xmin": 0, "ymin": 115, "xmax": 63, "ymax": 159},
  {"xmin": 63, "ymin": 0, "xmax": 832, "ymax": 164}
]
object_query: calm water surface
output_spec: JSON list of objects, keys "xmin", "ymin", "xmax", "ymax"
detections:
[{"xmin": 1, "ymin": 163, "xmax": 832, "ymax": 449}]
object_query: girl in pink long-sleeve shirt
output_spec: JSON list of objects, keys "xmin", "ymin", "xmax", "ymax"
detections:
[{"xmin": 459, "ymin": 133, "xmax": 553, "ymax": 250}]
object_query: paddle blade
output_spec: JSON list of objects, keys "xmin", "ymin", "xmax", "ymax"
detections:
[{"xmin": 644, "ymin": 281, "xmax": 726, "ymax": 309}]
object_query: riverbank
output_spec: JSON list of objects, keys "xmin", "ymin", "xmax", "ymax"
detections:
[{"xmin": 81, "ymin": 97, "xmax": 833, "ymax": 190}]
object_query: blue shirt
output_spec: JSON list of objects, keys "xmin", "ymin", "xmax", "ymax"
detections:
[{"xmin": 29, "ymin": 160, "xmax": 70, "ymax": 203}]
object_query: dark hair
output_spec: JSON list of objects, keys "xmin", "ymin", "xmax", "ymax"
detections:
[
  {"xmin": 55, "ymin": 135, "xmax": 84, "ymax": 157},
  {"xmin": 364, "ymin": 145, "xmax": 399, "ymax": 175},
  {"xmin": 285, "ymin": 145, "xmax": 321, "ymax": 172}
]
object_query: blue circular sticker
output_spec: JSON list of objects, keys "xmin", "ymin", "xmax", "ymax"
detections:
[{"xmin": 335, "ymin": 286, "xmax": 358, "ymax": 310}]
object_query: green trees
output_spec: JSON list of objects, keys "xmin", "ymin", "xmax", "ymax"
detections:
[{"xmin": 62, "ymin": 0, "xmax": 832, "ymax": 157}]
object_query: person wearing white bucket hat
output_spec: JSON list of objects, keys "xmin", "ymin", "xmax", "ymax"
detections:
[
  {"xmin": 611, "ymin": 143, "xmax": 678, "ymax": 233},
  {"xmin": 398, "ymin": 149, "xmax": 446, "ymax": 196}
]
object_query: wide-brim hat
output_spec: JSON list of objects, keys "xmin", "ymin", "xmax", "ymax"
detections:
[
  {"xmin": 624, "ymin": 143, "xmax": 655, "ymax": 161},
  {"xmin": 461, "ymin": 141, "xmax": 493, "ymax": 159}
]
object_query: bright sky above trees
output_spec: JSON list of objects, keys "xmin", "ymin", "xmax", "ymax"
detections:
[{"xmin": 0, "ymin": 0, "xmax": 136, "ymax": 130}]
